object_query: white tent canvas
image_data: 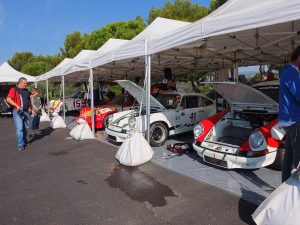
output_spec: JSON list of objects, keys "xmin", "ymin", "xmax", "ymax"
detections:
[
  {"xmin": 0, "ymin": 62, "xmax": 35, "ymax": 83},
  {"xmin": 148, "ymin": 0, "xmax": 300, "ymax": 70},
  {"xmin": 91, "ymin": 17, "xmax": 190, "ymax": 68}
]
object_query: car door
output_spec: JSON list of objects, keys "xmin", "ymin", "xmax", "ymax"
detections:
[{"xmin": 174, "ymin": 95, "xmax": 200, "ymax": 133}]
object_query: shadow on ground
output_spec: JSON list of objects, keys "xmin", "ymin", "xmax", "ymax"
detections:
[{"xmin": 105, "ymin": 164, "xmax": 177, "ymax": 207}]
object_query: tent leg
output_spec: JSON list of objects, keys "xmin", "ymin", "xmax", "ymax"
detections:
[
  {"xmin": 233, "ymin": 52, "xmax": 239, "ymax": 82},
  {"xmin": 34, "ymin": 81, "xmax": 38, "ymax": 88},
  {"xmin": 89, "ymin": 68, "xmax": 95, "ymax": 135},
  {"xmin": 46, "ymin": 79, "xmax": 49, "ymax": 116},
  {"xmin": 146, "ymin": 55, "xmax": 151, "ymax": 143},
  {"xmin": 62, "ymin": 75, "xmax": 65, "ymax": 121}
]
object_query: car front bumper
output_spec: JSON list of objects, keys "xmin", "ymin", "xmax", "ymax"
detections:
[
  {"xmin": 105, "ymin": 128, "xmax": 128, "ymax": 143},
  {"xmin": 193, "ymin": 143, "xmax": 277, "ymax": 169}
]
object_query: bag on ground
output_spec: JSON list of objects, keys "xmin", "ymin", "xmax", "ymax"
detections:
[
  {"xmin": 70, "ymin": 118, "xmax": 94, "ymax": 140},
  {"xmin": 115, "ymin": 130, "xmax": 154, "ymax": 166},
  {"xmin": 40, "ymin": 109, "xmax": 51, "ymax": 122},
  {"xmin": 252, "ymin": 169, "xmax": 300, "ymax": 225},
  {"xmin": 50, "ymin": 115, "xmax": 66, "ymax": 129}
]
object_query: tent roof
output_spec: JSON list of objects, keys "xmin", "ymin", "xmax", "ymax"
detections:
[
  {"xmin": 0, "ymin": 62, "xmax": 35, "ymax": 83},
  {"xmin": 147, "ymin": 0, "xmax": 300, "ymax": 72},
  {"xmin": 91, "ymin": 17, "xmax": 190, "ymax": 68}
]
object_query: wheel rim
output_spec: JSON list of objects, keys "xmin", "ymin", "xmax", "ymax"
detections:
[{"xmin": 151, "ymin": 125, "xmax": 166, "ymax": 144}]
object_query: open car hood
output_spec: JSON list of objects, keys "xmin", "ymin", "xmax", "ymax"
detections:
[
  {"xmin": 115, "ymin": 80, "xmax": 165, "ymax": 111},
  {"xmin": 208, "ymin": 82, "xmax": 278, "ymax": 113}
]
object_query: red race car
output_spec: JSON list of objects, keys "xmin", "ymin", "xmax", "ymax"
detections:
[
  {"xmin": 77, "ymin": 94, "xmax": 139, "ymax": 129},
  {"xmin": 193, "ymin": 81, "xmax": 286, "ymax": 170}
]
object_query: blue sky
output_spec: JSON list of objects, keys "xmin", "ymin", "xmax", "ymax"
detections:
[
  {"xmin": 0, "ymin": 0, "xmax": 210, "ymax": 63},
  {"xmin": 0, "ymin": 0, "xmax": 257, "ymax": 73}
]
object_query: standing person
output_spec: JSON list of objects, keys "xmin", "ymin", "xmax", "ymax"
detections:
[
  {"xmin": 31, "ymin": 88, "xmax": 42, "ymax": 135},
  {"xmin": 6, "ymin": 77, "xmax": 31, "ymax": 151},
  {"xmin": 279, "ymin": 46, "xmax": 300, "ymax": 182}
]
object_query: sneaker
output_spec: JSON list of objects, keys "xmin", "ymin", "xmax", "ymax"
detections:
[
  {"xmin": 35, "ymin": 131, "xmax": 42, "ymax": 135},
  {"xmin": 18, "ymin": 146, "xmax": 25, "ymax": 151}
]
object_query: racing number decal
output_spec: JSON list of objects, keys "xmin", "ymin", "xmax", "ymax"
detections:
[
  {"xmin": 75, "ymin": 99, "xmax": 81, "ymax": 109},
  {"xmin": 190, "ymin": 112, "xmax": 196, "ymax": 120}
]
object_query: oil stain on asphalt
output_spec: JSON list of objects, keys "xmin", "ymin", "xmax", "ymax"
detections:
[{"xmin": 105, "ymin": 164, "xmax": 177, "ymax": 207}]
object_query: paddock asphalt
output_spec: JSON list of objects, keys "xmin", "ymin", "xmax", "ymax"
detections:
[{"xmin": 0, "ymin": 117, "xmax": 257, "ymax": 225}]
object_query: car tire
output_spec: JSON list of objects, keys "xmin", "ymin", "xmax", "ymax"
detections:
[
  {"xmin": 270, "ymin": 146, "xmax": 285, "ymax": 170},
  {"xmin": 149, "ymin": 122, "xmax": 169, "ymax": 147}
]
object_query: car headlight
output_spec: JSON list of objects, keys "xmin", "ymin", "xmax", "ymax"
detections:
[
  {"xmin": 128, "ymin": 116, "xmax": 137, "ymax": 129},
  {"xmin": 249, "ymin": 130, "xmax": 265, "ymax": 151},
  {"xmin": 193, "ymin": 124, "xmax": 204, "ymax": 138},
  {"xmin": 107, "ymin": 114, "xmax": 114, "ymax": 125}
]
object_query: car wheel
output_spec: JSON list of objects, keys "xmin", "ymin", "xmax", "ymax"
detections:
[
  {"xmin": 270, "ymin": 146, "xmax": 285, "ymax": 170},
  {"xmin": 149, "ymin": 122, "xmax": 169, "ymax": 147}
]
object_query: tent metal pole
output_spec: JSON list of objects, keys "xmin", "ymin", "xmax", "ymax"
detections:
[
  {"xmin": 46, "ymin": 79, "xmax": 49, "ymax": 116},
  {"xmin": 62, "ymin": 73, "xmax": 66, "ymax": 121},
  {"xmin": 89, "ymin": 65, "xmax": 95, "ymax": 135},
  {"xmin": 233, "ymin": 52, "xmax": 238, "ymax": 82},
  {"xmin": 146, "ymin": 55, "xmax": 151, "ymax": 143},
  {"xmin": 145, "ymin": 39, "xmax": 151, "ymax": 143}
]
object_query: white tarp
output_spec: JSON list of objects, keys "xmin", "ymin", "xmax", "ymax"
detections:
[
  {"xmin": 50, "ymin": 115, "xmax": 66, "ymax": 129},
  {"xmin": 69, "ymin": 118, "xmax": 94, "ymax": 140},
  {"xmin": 91, "ymin": 17, "xmax": 190, "ymax": 68},
  {"xmin": 36, "ymin": 58, "xmax": 72, "ymax": 82},
  {"xmin": 149, "ymin": 0, "xmax": 300, "ymax": 55},
  {"xmin": 0, "ymin": 62, "xmax": 35, "ymax": 83},
  {"xmin": 252, "ymin": 170, "xmax": 300, "ymax": 225},
  {"xmin": 116, "ymin": 130, "xmax": 154, "ymax": 166}
]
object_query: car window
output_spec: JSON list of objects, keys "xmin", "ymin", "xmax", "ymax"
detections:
[
  {"xmin": 185, "ymin": 96, "xmax": 199, "ymax": 109},
  {"xmin": 156, "ymin": 94, "xmax": 181, "ymax": 109},
  {"xmin": 201, "ymin": 97, "xmax": 214, "ymax": 107}
]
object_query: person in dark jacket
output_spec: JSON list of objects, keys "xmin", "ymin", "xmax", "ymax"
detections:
[
  {"xmin": 6, "ymin": 77, "xmax": 31, "ymax": 151},
  {"xmin": 279, "ymin": 46, "xmax": 300, "ymax": 182}
]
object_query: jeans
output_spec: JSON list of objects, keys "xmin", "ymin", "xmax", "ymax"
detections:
[
  {"xmin": 282, "ymin": 123, "xmax": 300, "ymax": 182},
  {"xmin": 12, "ymin": 110, "xmax": 30, "ymax": 148},
  {"xmin": 32, "ymin": 114, "xmax": 40, "ymax": 130}
]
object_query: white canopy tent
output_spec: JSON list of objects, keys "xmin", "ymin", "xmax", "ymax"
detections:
[
  {"xmin": 147, "ymin": 0, "xmax": 300, "ymax": 74},
  {"xmin": 0, "ymin": 62, "xmax": 35, "ymax": 83}
]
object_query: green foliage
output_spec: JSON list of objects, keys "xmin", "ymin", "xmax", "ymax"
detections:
[
  {"xmin": 9, "ymin": 52, "xmax": 35, "ymax": 71},
  {"xmin": 85, "ymin": 16, "xmax": 146, "ymax": 50},
  {"xmin": 9, "ymin": 52, "xmax": 62, "ymax": 76},
  {"xmin": 210, "ymin": 0, "xmax": 228, "ymax": 12},
  {"xmin": 148, "ymin": 0, "xmax": 208, "ymax": 23},
  {"xmin": 60, "ymin": 31, "xmax": 90, "ymax": 58},
  {"xmin": 21, "ymin": 61, "xmax": 52, "ymax": 76}
]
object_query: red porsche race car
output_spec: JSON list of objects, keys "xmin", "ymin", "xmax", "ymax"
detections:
[
  {"xmin": 77, "ymin": 93, "xmax": 139, "ymax": 129},
  {"xmin": 193, "ymin": 80, "xmax": 286, "ymax": 170}
]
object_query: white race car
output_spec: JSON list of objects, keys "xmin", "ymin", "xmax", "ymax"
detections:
[
  {"xmin": 49, "ymin": 90, "xmax": 88, "ymax": 115},
  {"xmin": 193, "ymin": 81, "xmax": 285, "ymax": 169},
  {"xmin": 106, "ymin": 80, "xmax": 216, "ymax": 146}
]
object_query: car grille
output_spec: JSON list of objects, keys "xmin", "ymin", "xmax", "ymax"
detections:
[
  {"xmin": 107, "ymin": 135, "xmax": 116, "ymax": 141},
  {"xmin": 204, "ymin": 156, "xmax": 228, "ymax": 168}
]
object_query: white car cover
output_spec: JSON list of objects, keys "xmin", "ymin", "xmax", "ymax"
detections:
[
  {"xmin": 50, "ymin": 115, "xmax": 66, "ymax": 129},
  {"xmin": 40, "ymin": 109, "xmax": 51, "ymax": 122},
  {"xmin": 70, "ymin": 118, "xmax": 94, "ymax": 140},
  {"xmin": 115, "ymin": 130, "xmax": 154, "ymax": 166},
  {"xmin": 252, "ymin": 169, "xmax": 300, "ymax": 225}
]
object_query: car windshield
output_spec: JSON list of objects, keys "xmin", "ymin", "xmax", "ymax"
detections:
[
  {"xmin": 109, "ymin": 95, "xmax": 132, "ymax": 105},
  {"xmin": 70, "ymin": 91, "xmax": 83, "ymax": 98},
  {"xmin": 254, "ymin": 85, "xmax": 279, "ymax": 103},
  {"xmin": 156, "ymin": 94, "xmax": 180, "ymax": 109}
]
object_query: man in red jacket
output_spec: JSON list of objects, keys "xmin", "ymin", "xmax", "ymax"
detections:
[{"xmin": 6, "ymin": 77, "xmax": 31, "ymax": 151}]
